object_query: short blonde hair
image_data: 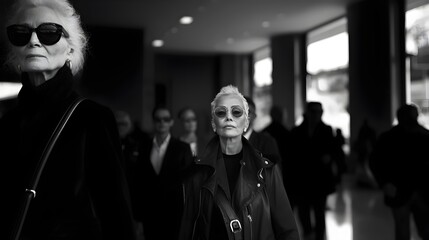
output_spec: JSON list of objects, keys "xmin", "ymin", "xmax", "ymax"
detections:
[
  {"xmin": 210, "ymin": 85, "xmax": 250, "ymax": 129},
  {"xmin": 5, "ymin": 0, "xmax": 88, "ymax": 75}
]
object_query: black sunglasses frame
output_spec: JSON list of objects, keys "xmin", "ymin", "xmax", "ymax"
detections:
[{"xmin": 7, "ymin": 22, "xmax": 69, "ymax": 46}]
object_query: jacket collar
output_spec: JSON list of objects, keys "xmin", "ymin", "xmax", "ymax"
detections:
[
  {"xmin": 195, "ymin": 135, "xmax": 274, "ymax": 207},
  {"xmin": 18, "ymin": 64, "xmax": 75, "ymax": 111}
]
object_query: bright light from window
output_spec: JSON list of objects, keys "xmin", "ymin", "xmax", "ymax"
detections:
[
  {"xmin": 0, "ymin": 82, "xmax": 22, "ymax": 100},
  {"xmin": 254, "ymin": 58, "xmax": 272, "ymax": 87},
  {"xmin": 307, "ymin": 32, "xmax": 349, "ymax": 74}
]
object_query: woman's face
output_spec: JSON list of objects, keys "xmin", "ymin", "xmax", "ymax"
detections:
[
  {"xmin": 213, "ymin": 94, "xmax": 248, "ymax": 139},
  {"xmin": 181, "ymin": 109, "xmax": 197, "ymax": 133},
  {"xmin": 12, "ymin": 6, "xmax": 71, "ymax": 77}
]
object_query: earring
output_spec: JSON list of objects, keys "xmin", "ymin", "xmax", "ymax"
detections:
[
  {"xmin": 213, "ymin": 128, "xmax": 216, "ymax": 132},
  {"xmin": 66, "ymin": 59, "xmax": 72, "ymax": 70},
  {"xmin": 17, "ymin": 65, "xmax": 21, "ymax": 72},
  {"xmin": 244, "ymin": 128, "xmax": 247, "ymax": 132}
]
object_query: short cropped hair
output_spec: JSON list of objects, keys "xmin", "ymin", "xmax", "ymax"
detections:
[
  {"xmin": 5, "ymin": 0, "xmax": 88, "ymax": 75},
  {"xmin": 210, "ymin": 85, "xmax": 249, "ymax": 128}
]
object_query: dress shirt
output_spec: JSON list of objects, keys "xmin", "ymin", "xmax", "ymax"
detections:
[{"xmin": 150, "ymin": 134, "xmax": 171, "ymax": 175}]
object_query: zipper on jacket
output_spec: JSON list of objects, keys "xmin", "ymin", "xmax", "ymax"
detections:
[{"xmin": 247, "ymin": 204, "xmax": 253, "ymax": 240}]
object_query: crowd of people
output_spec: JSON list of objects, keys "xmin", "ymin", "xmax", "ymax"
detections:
[{"xmin": 1, "ymin": 0, "xmax": 428, "ymax": 240}]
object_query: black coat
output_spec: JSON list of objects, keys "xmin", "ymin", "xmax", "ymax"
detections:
[
  {"xmin": 369, "ymin": 123, "xmax": 429, "ymax": 207},
  {"xmin": 289, "ymin": 120, "xmax": 338, "ymax": 198},
  {"xmin": 132, "ymin": 135, "xmax": 193, "ymax": 240},
  {"xmin": 0, "ymin": 66, "xmax": 136, "ymax": 240},
  {"xmin": 179, "ymin": 136, "xmax": 299, "ymax": 240}
]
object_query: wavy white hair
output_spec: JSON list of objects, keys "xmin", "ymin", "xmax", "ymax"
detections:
[{"xmin": 5, "ymin": 0, "xmax": 88, "ymax": 75}]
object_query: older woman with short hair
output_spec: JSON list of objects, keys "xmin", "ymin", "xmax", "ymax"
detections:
[
  {"xmin": 0, "ymin": 0, "xmax": 136, "ymax": 239},
  {"xmin": 179, "ymin": 85, "xmax": 300, "ymax": 240}
]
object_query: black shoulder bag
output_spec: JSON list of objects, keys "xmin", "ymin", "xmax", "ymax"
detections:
[{"xmin": 11, "ymin": 97, "xmax": 86, "ymax": 240}]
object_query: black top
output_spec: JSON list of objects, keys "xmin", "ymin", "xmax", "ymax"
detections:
[{"xmin": 223, "ymin": 150, "xmax": 243, "ymax": 196}]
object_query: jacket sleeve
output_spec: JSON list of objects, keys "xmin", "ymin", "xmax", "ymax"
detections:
[
  {"xmin": 85, "ymin": 103, "xmax": 137, "ymax": 240},
  {"xmin": 265, "ymin": 164, "xmax": 300, "ymax": 240},
  {"xmin": 178, "ymin": 174, "xmax": 198, "ymax": 240}
]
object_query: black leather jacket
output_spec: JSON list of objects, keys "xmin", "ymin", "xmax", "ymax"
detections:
[{"xmin": 179, "ymin": 136, "xmax": 300, "ymax": 240}]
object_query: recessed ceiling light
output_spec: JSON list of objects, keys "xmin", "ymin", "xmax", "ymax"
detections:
[
  {"xmin": 152, "ymin": 39, "xmax": 164, "ymax": 47},
  {"xmin": 180, "ymin": 16, "xmax": 193, "ymax": 25},
  {"xmin": 262, "ymin": 21, "xmax": 270, "ymax": 28},
  {"xmin": 227, "ymin": 38, "xmax": 234, "ymax": 44}
]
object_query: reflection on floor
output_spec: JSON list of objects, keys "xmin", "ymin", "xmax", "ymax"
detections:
[{"xmin": 309, "ymin": 174, "xmax": 423, "ymax": 240}]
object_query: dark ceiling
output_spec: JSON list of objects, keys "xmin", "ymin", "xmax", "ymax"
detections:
[{"xmin": 71, "ymin": 0, "xmax": 365, "ymax": 54}]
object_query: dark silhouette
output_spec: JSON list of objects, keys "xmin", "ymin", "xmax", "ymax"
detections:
[
  {"xmin": 114, "ymin": 110, "xmax": 151, "ymax": 239},
  {"xmin": 333, "ymin": 128, "xmax": 348, "ymax": 184},
  {"xmin": 263, "ymin": 105, "xmax": 292, "ymax": 162},
  {"xmin": 114, "ymin": 110, "xmax": 151, "ymax": 181},
  {"xmin": 244, "ymin": 96, "xmax": 282, "ymax": 164},
  {"xmin": 354, "ymin": 119, "xmax": 377, "ymax": 188},
  {"xmin": 290, "ymin": 101, "xmax": 342, "ymax": 240},
  {"xmin": 132, "ymin": 106, "xmax": 193, "ymax": 240},
  {"xmin": 262, "ymin": 105, "xmax": 294, "ymax": 195},
  {"xmin": 369, "ymin": 104, "xmax": 429, "ymax": 240}
]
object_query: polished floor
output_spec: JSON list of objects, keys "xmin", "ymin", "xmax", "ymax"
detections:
[{"xmin": 306, "ymin": 172, "xmax": 423, "ymax": 240}]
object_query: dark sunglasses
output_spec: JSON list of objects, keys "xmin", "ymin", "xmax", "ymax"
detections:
[
  {"xmin": 7, "ymin": 23, "xmax": 69, "ymax": 46},
  {"xmin": 214, "ymin": 106, "xmax": 244, "ymax": 118},
  {"xmin": 154, "ymin": 116, "xmax": 172, "ymax": 123}
]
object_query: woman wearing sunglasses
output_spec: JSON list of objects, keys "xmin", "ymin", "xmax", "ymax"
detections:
[
  {"xmin": 179, "ymin": 85, "xmax": 300, "ymax": 240},
  {"xmin": 0, "ymin": 0, "xmax": 137, "ymax": 239}
]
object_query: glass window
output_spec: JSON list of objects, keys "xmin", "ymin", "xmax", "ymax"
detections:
[
  {"xmin": 307, "ymin": 18, "xmax": 350, "ymax": 152},
  {"xmin": 406, "ymin": 3, "xmax": 429, "ymax": 129}
]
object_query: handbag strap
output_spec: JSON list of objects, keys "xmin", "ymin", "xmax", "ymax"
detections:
[
  {"xmin": 214, "ymin": 189, "xmax": 243, "ymax": 240},
  {"xmin": 11, "ymin": 97, "xmax": 86, "ymax": 240},
  {"xmin": 28, "ymin": 96, "xmax": 86, "ymax": 192}
]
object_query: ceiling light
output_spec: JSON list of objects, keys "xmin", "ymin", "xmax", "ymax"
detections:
[
  {"xmin": 262, "ymin": 21, "xmax": 270, "ymax": 28},
  {"xmin": 152, "ymin": 39, "xmax": 164, "ymax": 47},
  {"xmin": 180, "ymin": 16, "xmax": 193, "ymax": 25}
]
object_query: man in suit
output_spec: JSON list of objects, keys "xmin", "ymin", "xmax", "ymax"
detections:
[{"xmin": 132, "ymin": 105, "xmax": 193, "ymax": 240}]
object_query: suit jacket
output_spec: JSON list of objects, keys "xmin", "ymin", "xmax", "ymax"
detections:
[{"xmin": 132, "ymin": 136, "xmax": 193, "ymax": 240}]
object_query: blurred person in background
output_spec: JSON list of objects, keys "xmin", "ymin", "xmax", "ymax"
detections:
[
  {"xmin": 114, "ymin": 110, "xmax": 151, "ymax": 240},
  {"xmin": 132, "ymin": 105, "xmax": 193, "ymax": 240},
  {"xmin": 290, "ymin": 101, "xmax": 343, "ymax": 240},
  {"xmin": 0, "ymin": 0, "xmax": 136, "ymax": 239},
  {"xmin": 369, "ymin": 104, "xmax": 429, "ymax": 240},
  {"xmin": 243, "ymin": 96, "xmax": 282, "ymax": 165},
  {"xmin": 177, "ymin": 106, "xmax": 209, "ymax": 157}
]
